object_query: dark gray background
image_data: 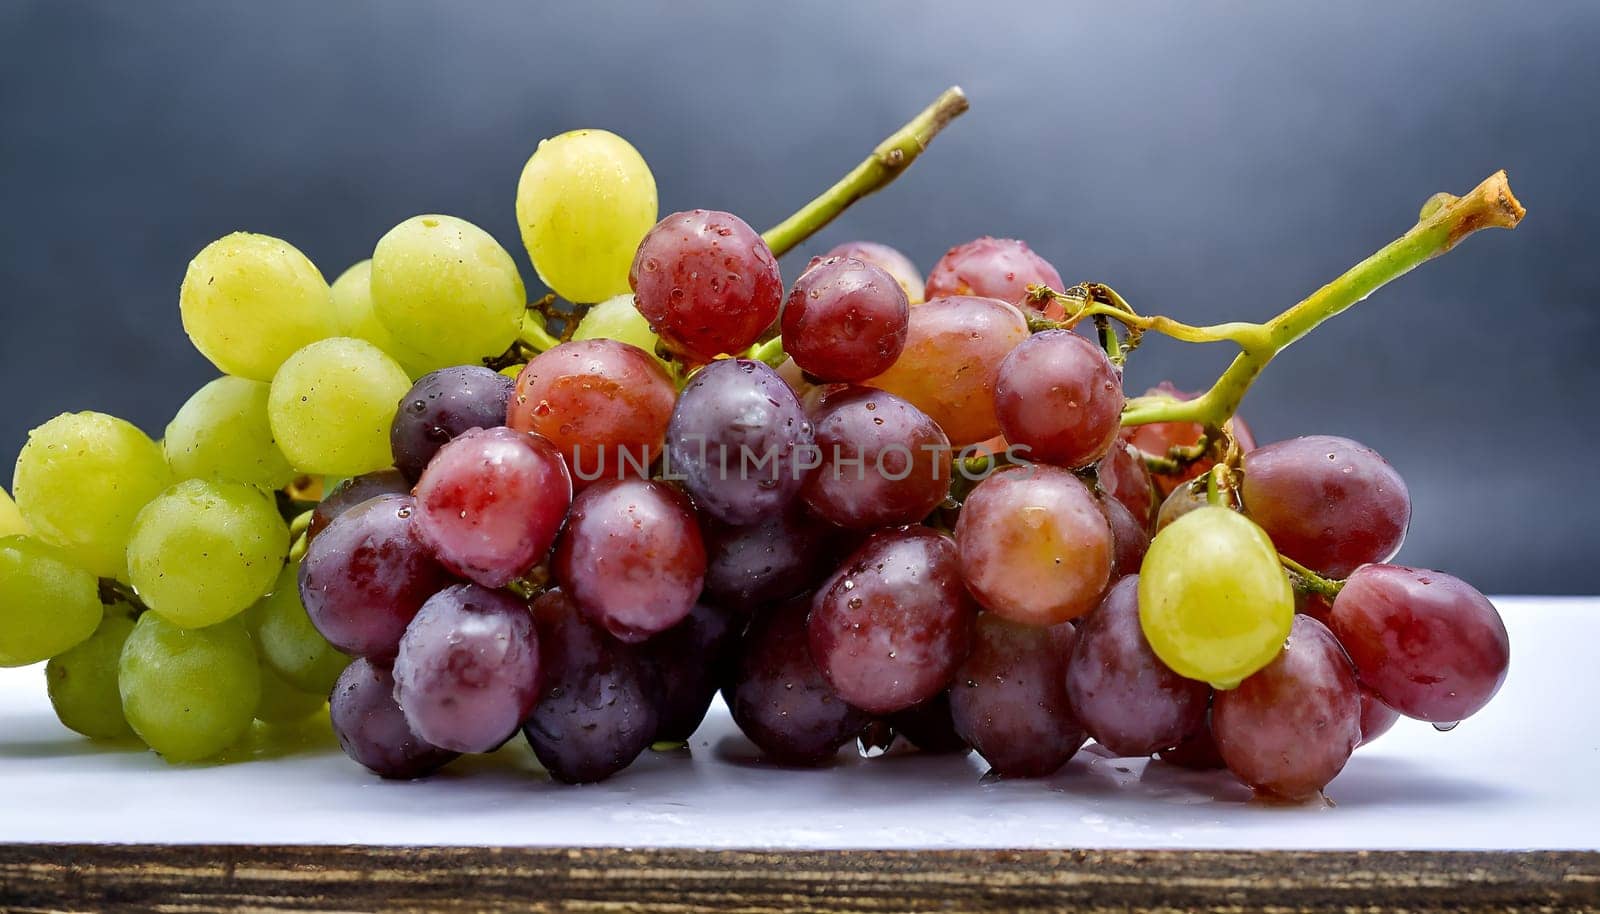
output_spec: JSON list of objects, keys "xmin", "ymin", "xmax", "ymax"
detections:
[{"xmin": 2, "ymin": 2, "xmax": 1595, "ymax": 593}]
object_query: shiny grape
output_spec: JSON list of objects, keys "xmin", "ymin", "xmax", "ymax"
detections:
[
  {"xmin": 629, "ymin": 210, "xmax": 782, "ymax": 362},
  {"xmin": 823, "ymin": 241, "xmax": 924, "ymax": 304},
  {"xmin": 179, "ymin": 232, "xmax": 337, "ymax": 381},
  {"xmin": 887, "ymin": 692, "xmax": 968, "ymax": 753},
  {"xmin": 46, "ymin": 610, "xmax": 136, "ymax": 739},
  {"xmin": 390, "ymin": 366, "xmax": 514, "ymax": 482},
  {"xmin": 330, "ymin": 259, "xmax": 425, "ymax": 376},
  {"xmin": 1098, "ymin": 439, "xmax": 1156, "ymax": 528},
  {"xmin": 164, "ymin": 376, "xmax": 295, "ymax": 489},
  {"xmin": 571, "ymin": 293, "xmax": 663, "ymax": 357},
  {"xmin": 923, "ymin": 237, "xmax": 1063, "ymax": 311},
  {"xmin": 781, "ymin": 257, "xmax": 909, "ymax": 382},
  {"xmin": 1101, "ymin": 495, "xmax": 1150, "ymax": 579},
  {"xmin": 949, "ymin": 613, "xmax": 1085, "ymax": 777},
  {"xmin": 700, "ymin": 504, "xmax": 832, "ymax": 612},
  {"xmin": 118, "ymin": 614, "xmax": 261, "ymax": 762},
  {"xmin": 0, "ymin": 486, "xmax": 27, "ymax": 538},
  {"xmin": 642, "ymin": 602, "xmax": 743, "ymax": 743},
  {"xmin": 994, "ymin": 330, "xmax": 1124, "ymax": 469},
  {"xmin": 801, "ymin": 387, "xmax": 950, "ymax": 529},
  {"xmin": 244, "ymin": 561, "xmax": 350, "ymax": 695},
  {"xmin": 330, "ymin": 658, "xmax": 457, "ymax": 779},
  {"xmin": 267, "ymin": 337, "xmax": 413, "ymax": 476},
  {"xmin": 0, "ymin": 536, "xmax": 103, "ymax": 666},
  {"xmin": 1358, "ymin": 686, "xmax": 1401, "ymax": 747},
  {"xmin": 1155, "ymin": 478, "xmax": 1209, "ymax": 532},
  {"xmin": 306, "ymin": 469, "xmax": 410, "ymax": 542}
]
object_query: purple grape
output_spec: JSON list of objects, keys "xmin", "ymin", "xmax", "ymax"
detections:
[
  {"xmin": 800, "ymin": 387, "xmax": 951, "ymax": 529},
  {"xmin": 300, "ymin": 494, "xmax": 451, "ymax": 659},
  {"xmin": 700, "ymin": 504, "xmax": 832, "ymax": 611},
  {"xmin": 1157, "ymin": 713, "xmax": 1226, "ymax": 770},
  {"xmin": 390, "ymin": 366, "xmax": 515, "ymax": 482},
  {"xmin": 551, "ymin": 478, "xmax": 706, "ymax": 642},
  {"xmin": 1358, "ymin": 686, "xmax": 1400, "ymax": 747},
  {"xmin": 888, "ymin": 692, "xmax": 968, "ymax": 754},
  {"xmin": 329, "ymin": 657, "xmax": 457, "ymax": 779},
  {"xmin": 664, "ymin": 358, "xmax": 814, "ymax": 525},
  {"xmin": 392, "ymin": 584, "xmax": 542, "ymax": 754},
  {"xmin": 524, "ymin": 589, "xmax": 661, "ymax": 783},
  {"xmin": 808, "ymin": 527, "xmax": 977, "ymax": 714},
  {"xmin": 1100, "ymin": 496, "xmax": 1149, "ymax": 579},
  {"xmin": 780, "ymin": 256, "xmax": 910, "ymax": 383},
  {"xmin": 993, "ymin": 330, "xmax": 1124, "ymax": 469},
  {"xmin": 724, "ymin": 596, "xmax": 869, "ymax": 765},
  {"xmin": 307, "ymin": 469, "xmax": 410, "ymax": 542},
  {"xmin": 1064, "ymin": 576, "xmax": 1208, "ymax": 757},
  {"xmin": 641, "ymin": 602, "xmax": 744, "ymax": 742},
  {"xmin": 949, "ymin": 613, "xmax": 1086, "ymax": 778}
]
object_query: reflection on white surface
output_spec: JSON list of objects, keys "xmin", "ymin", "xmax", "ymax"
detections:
[{"xmin": 0, "ymin": 597, "xmax": 1594, "ymax": 850}]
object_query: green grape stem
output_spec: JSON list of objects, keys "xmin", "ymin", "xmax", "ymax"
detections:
[
  {"xmin": 1117, "ymin": 170, "xmax": 1525, "ymax": 429},
  {"xmin": 97, "ymin": 577, "xmax": 148, "ymax": 615},
  {"xmin": 1280, "ymin": 554, "xmax": 1344, "ymax": 599},
  {"xmin": 761, "ymin": 87, "xmax": 970, "ymax": 258}
]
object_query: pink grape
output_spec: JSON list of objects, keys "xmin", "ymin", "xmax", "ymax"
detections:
[
  {"xmin": 781, "ymin": 256, "xmax": 909, "ymax": 382},
  {"xmin": 329, "ymin": 658, "xmax": 456, "ymax": 779},
  {"xmin": 1358, "ymin": 686, "xmax": 1401, "ymax": 747},
  {"xmin": 994, "ymin": 330, "xmax": 1124, "ymax": 469},
  {"xmin": 823, "ymin": 241, "xmax": 924, "ymax": 303},
  {"xmin": 923, "ymin": 237, "xmax": 1063, "ymax": 311},
  {"xmin": 1097, "ymin": 439, "xmax": 1156, "ymax": 528},
  {"xmin": 629, "ymin": 209, "xmax": 782, "ymax": 362},
  {"xmin": 1100, "ymin": 496, "xmax": 1149, "ymax": 579},
  {"xmin": 800, "ymin": 387, "xmax": 951, "ymax": 529}
]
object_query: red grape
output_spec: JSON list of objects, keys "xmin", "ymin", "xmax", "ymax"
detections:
[
  {"xmin": 642, "ymin": 602, "xmax": 744, "ymax": 743},
  {"xmin": 1240, "ymin": 435, "xmax": 1411, "ymax": 578},
  {"xmin": 411, "ymin": 426, "xmax": 571, "ymax": 588},
  {"xmin": 629, "ymin": 209, "xmax": 782, "ymax": 362},
  {"xmin": 994, "ymin": 330, "xmax": 1124, "ymax": 469},
  {"xmin": 1097, "ymin": 439, "xmax": 1156, "ymax": 528},
  {"xmin": 1122, "ymin": 381, "xmax": 1257, "ymax": 495},
  {"xmin": 1157, "ymin": 713, "xmax": 1226, "ymax": 770},
  {"xmin": 1212, "ymin": 615, "xmax": 1361, "ymax": 800},
  {"xmin": 1155, "ymin": 477, "xmax": 1209, "ymax": 532},
  {"xmin": 1358, "ymin": 686, "xmax": 1401, "ymax": 747},
  {"xmin": 808, "ymin": 527, "xmax": 978, "ymax": 714},
  {"xmin": 864, "ymin": 295, "xmax": 1029, "ymax": 445},
  {"xmin": 392, "ymin": 583, "xmax": 543, "ymax": 754},
  {"xmin": 390, "ymin": 366, "xmax": 514, "ymax": 482},
  {"xmin": 330, "ymin": 658, "xmax": 457, "ymax": 780},
  {"xmin": 800, "ymin": 387, "xmax": 951, "ymax": 529},
  {"xmin": 781, "ymin": 257, "xmax": 909, "ymax": 382},
  {"xmin": 924, "ymin": 237, "xmax": 1063, "ymax": 311},
  {"xmin": 665, "ymin": 358, "xmax": 813, "ymax": 525},
  {"xmin": 823, "ymin": 241, "xmax": 924, "ymax": 303},
  {"xmin": 307, "ymin": 469, "xmax": 411, "ymax": 542},
  {"xmin": 524, "ymin": 589, "xmax": 661, "ymax": 783},
  {"xmin": 954, "ymin": 466, "xmax": 1113, "ymax": 626},
  {"xmin": 700, "ymin": 504, "xmax": 832, "ymax": 612},
  {"xmin": 1065, "ymin": 576, "xmax": 1208, "ymax": 757},
  {"xmin": 725, "ymin": 596, "xmax": 869, "ymax": 765},
  {"xmin": 508, "ymin": 339, "xmax": 675, "ymax": 487},
  {"xmin": 1330, "ymin": 564, "xmax": 1509, "ymax": 724},
  {"xmin": 949, "ymin": 613, "xmax": 1086, "ymax": 777},
  {"xmin": 551, "ymin": 477, "xmax": 706, "ymax": 642},
  {"xmin": 1100, "ymin": 496, "xmax": 1149, "ymax": 579},
  {"xmin": 300, "ymin": 494, "xmax": 451, "ymax": 659},
  {"xmin": 887, "ymin": 692, "xmax": 968, "ymax": 754}
]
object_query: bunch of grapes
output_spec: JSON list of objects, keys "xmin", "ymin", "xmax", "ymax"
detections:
[{"xmin": 0, "ymin": 91, "xmax": 1523, "ymax": 800}]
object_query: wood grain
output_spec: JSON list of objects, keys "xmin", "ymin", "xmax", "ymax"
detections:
[{"xmin": 1, "ymin": 846, "xmax": 1596, "ymax": 913}]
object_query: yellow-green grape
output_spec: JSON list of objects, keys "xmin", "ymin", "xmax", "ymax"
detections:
[
  {"xmin": 572, "ymin": 293, "xmax": 662, "ymax": 357},
  {"xmin": 499, "ymin": 363, "xmax": 527, "ymax": 381},
  {"xmin": 179, "ymin": 232, "xmax": 338, "ymax": 381},
  {"xmin": 46, "ymin": 610, "xmax": 137, "ymax": 739},
  {"xmin": 126, "ymin": 479, "xmax": 289, "ymax": 629},
  {"xmin": 164, "ymin": 377, "xmax": 295, "ymax": 490},
  {"xmin": 371, "ymin": 215, "xmax": 526, "ymax": 372},
  {"xmin": 0, "ymin": 536, "xmax": 103, "ymax": 666},
  {"xmin": 516, "ymin": 129, "xmax": 658, "ymax": 303},
  {"xmin": 329, "ymin": 260, "xmax": 430, "ymax": 378},
  {"xmin": 0, "ymin": 486, "xmax": 28, "ymax": 537},
  {"xmin": 12, "ymin": 412, "xmax": 172, "ymax": 578},
  {"xmin": 1138, "ymin": 506, "xmax": 1294, "ymax": 690},
  {"xmin": 118, "ymin": 614, "xmax": 260, "ymax": 762},
  {"xmin": 243, "ymin": 562, "xmax": 349, "ymax": 695},
  {"xmin": 267, "ymin": 337, "xmax": 411, "ymax": 476},
  {"xmin": 254, "ymin": 660, "xmax": 327, "ymax": 725}
]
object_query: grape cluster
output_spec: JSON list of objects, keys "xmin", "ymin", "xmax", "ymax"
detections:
[{"xmin": 0, "ymin": 111, "xmax": 1516, "ymax": 803}]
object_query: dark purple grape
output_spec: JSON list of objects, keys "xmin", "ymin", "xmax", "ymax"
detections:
[
  {"xmin": 1100, "ymin": 496, "xmax": 1149, "ymax": 579},
  {"xmin": 1358, "ymin": 686, "xmax": 1400, "ymax": 747},
  {"xmin": 524, "ymin": 589, "xmax": 661, "ymax": 783},
  {"xmin": 781, "ymin": 257, "xmax": 910, "ymax": 382},
  {"xmin": 800, "ymin": 387, "xmax": 951, "ymax": 529},
  {"xmin": 949, "ymin": 613, "xmax": 1086, "ymax": 778},
  {"xmin": 923, "ymin": 237, "xmax": 1063, "ymax": 312},
  {"xmin": 390, "ymin": 366, "xmax": 515, "ymax": 482},
  {"xmin": 808, "ymin": 527, "xmax": 977, "ymax": 714},
  {"xmin": 1240, "ymin": 435, "xmax": 1411, "ymax": 578},
  {"xmin": 664, "ymin": 358, "xmax": 814, "ymax": 525},
  {"xmin": 1157, "ymin": 713, "xmax": 1226, "ymax": 770},
  {"xmin": 887, "ymin": 692, "xmax": 968, "ymax": 754},
  {"xmin": 994, "ymin": 330, "xmax": 1124, "ymax": 469},
  {"xmin": 300, "ymin": 494, "xmax": 451, "ymax": 659},
  {"xmin": 307, "ymin": 469, "xmax": 410, "ymax": 542},
  {"xmin": 329, "ymin": 657, "xmax": 457, "ymax": 779},
  {"xmin": 1065, "ymin": 576, "xmax": 1208, "ymax": 757},
  {"xmin": 392, "ymin": 584, "xmax": 542, "ymax": 754},
  {"xmin": 1212, "ymin": 615, "xmax": 1361, "ymax": 800},
  {"xmin": 1331, "ymin": 564, "xmax": 1509, "ymax": 724},
  {"xmin": 700, "ymin": 504, "xmax": 832, "ymax": 611},
  {"xmin": 630, "ymin": 209, "xmax": 782, "ymax": 362},
  {"xmin": 411, "ymin": 426, "xmax": 572, "ymax": 588},
  {"xmin": 641, "ymin": 603, "xmax": 744, "ymax": 742},
  {"xmin": 724, "ymin": 596, "xmax": 869, "ymax": 765},
  {"xmin": 551, "ymin": 478, "xmax": 706, "ymax": 642}
]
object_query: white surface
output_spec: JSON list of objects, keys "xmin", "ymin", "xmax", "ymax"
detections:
[{"xmin": 0, "ymin": 597, "xmax": 1594, "ymax": 850}]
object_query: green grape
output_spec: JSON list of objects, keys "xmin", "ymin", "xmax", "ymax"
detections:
[
  {"xmin": 499, "ymin": 363, "xmax": 527, "ymax": 381},
  {"xmin": 118, "ymin": 614, "xmax": 260, "ymax": 762},
  {"xmin": 1138, "ymin": 506, "xmax": 1294, "ymax": 690},
  {"xmin": 267, "ymin": 337, "xmax": 412, "ymax": 475},
  {"xmin": 179, "ymin": 232, "xmax": 338, "ymax": 381},
  {"xmin": 243, "ymin": 561, "xmax": 349, "ymax": 695},
  {"xmin": 254, "ymin": 660, "xmax": 327, "ymax": 725},
  {"xmin": 126, "ymin": 479, "xmax": 289, "ymax": 629},
  {"xmin": 0, "ymin": 486, "xmax": 28, "ymax": 537},
  {"xmin": 164, "ymin": 376, "xmax": 295, "ymax": 490},
  {"xmin": 0, "ymin": 535, "xmax": 103, "ymax": 666},
  {"xmin": 329, "ymin": 260, "xmax": 430, "ymax": 378},
  {"xmin": 370, "ymin": 215, "xmax": 526, "ymax": 372},
  {"xmin": 572, "ymin": 293, "xmax": 663, "ymax": 357},
  {"xmin": 46, "ymin": 610, "xmax": 136, "ymax": 739},
  {"xmin": 516, "ymin": 129, "xmax": 658, "ymax": 303},
  {"xmin": 12, "ymin": 412, "xmax": 172, "ymax": 578}
]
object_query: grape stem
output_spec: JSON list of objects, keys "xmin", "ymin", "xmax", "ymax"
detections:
[
  {"xmin": 1280, "ymin": 554, "xmax": 1343, "ymax": 599},
  {"xmin": 761, "ymin": 87, "xmax": 970, "ymax": 258},
  {"xmin": 1114, "ymin": 171, "xmax": 1524, "ymax": 429},
  {"xmin": 97, "ymin": 577, "xmax": 148, "ymax": 615}
]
